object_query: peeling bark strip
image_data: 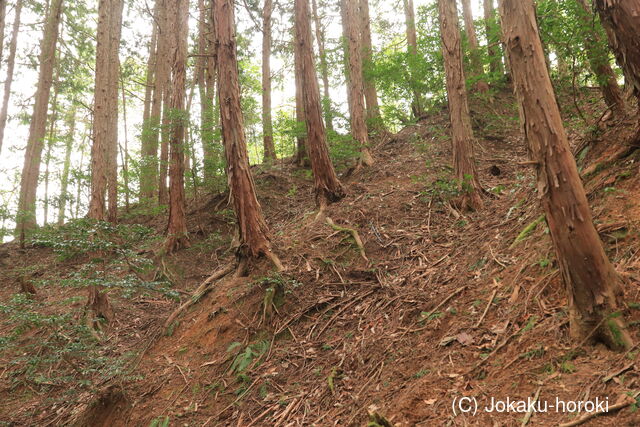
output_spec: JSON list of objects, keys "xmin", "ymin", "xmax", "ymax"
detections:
[
  {"xmin": 437, "ymin": 0, "xmax": 483, "ymax": 211},
  {"xmin": 294, "ymin": 0, "xmax": 345, "ymax": 208},
  {"xmin": 499, "ymin": 0, "xmax": 632, "ymax": 350},
  {"xmin": 594, "ymin": 0, "xmax": 640, "ymax": 101},
  {"xmin": 15, "ymin": 0, "xmax": 63, "ymax": 245},
  {"xmin": 214, "ymin": 0, "xmax": 277, "ymax": 262}
]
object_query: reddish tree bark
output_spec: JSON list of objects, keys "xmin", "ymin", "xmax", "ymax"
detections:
[
  {"xmin": 214, "ymin": 0, "xmax": 281, "ymax": 268},
  {"xmin": 340, "ymin": 0, "xmax": 374, "ymax": 167},
  {"xmin": 500, "ymin": 0, "xmax": 632, "ymax": 350},
  {"xmin": 88, "ymin": 0, "xmax": 123, "ymax": 222},
  {"xmin": 295, "ymin": 0, "xmax": 345, "ymax": 208},
  {"xmin": 164, "ymin": 0, "xmax": 190, "ymax": 253},
  {"xmin": 293, "ymin": 34, "xmax": 308, "ymax": 167},
  {"xmin": 438, "ymin": 0, "xmax": 483, "ymax": 211}
]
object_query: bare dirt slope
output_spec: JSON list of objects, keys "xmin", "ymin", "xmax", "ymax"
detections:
[{"xmin": 2, "ymin": 89, "xmax": 640, "ymax": 426}]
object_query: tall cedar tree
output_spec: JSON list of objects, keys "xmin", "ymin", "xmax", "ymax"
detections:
[
  {"xmin": 214, "ymin": 0, "xmax": 282, "ymax": 269},
  {"xmin": 293, "ymin": 35, "xmax": 308, "ymax": 166},
  {"xmin": 403, "ymin": 0, "xmax": 424, "ymax": 117},
  {"xmin": 483, "ymin": 0, "xmax": 503, "ymax": 76},
  {"xmin": 262, "ymin": 0, "xmax": 276, "ymax": 161},
  {"xmin": 500, "ymin": 0, "xmax": 632, "ymax": 350},
  {"xmin": 139, "ymin": 0, "xmax": 160, "ymax": 200},
  {"xmin": 197, "ymin": 0, "xmax": 217, "ymax": 184},
  {"xmin": 86, "ymin": 0, "xmax": 124, "ymax": 326},
  {"xmin": 359, "ymin": 0, "xmax": 382, "ymax": 128},
  {"xmin": 340, "ymin": 0, "xmax": 374, "ymax": 166},
  {"xmin": 164, "ymin": 0, "xmax": 190, "ymax": 253},
  {"xmin": 0, "ymin": 0, "xmax": 20, "ymax": 154},
  {"xmin": 594, "ymin": 0, "xmax": 640, "ymax": 108},
  {"xmin": 311, "ymin": 0, "xmax": 333, "ymax": 132},
  {"xmin": 461, "ymin": 0, "xmax": 489, "ymax": 92},
  {"xmin": 576, "ymin": 0, "xmax": 625, "ymax": 116},
  {"xmin": 15, "ymin": 0, "xmax": 63, "ymax": 245},
  {"xmin": 157, "ymin": 0, "xmax": 172, "ymax": 205},
  {"xmin": 295, "ymin": 0, "xmax": 345, "ymax": 209},
  {"xmin": 88, "ymin": 0, "xmax": 124, "ymax": 222},
  {"xmin": 437, "ymin": 0, "xmax": 483, "ymax": 211}
]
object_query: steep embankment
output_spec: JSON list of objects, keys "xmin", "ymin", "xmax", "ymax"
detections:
[{"xmin": 2, "ymin": 89, "xmax": 640, "ymax": 426}]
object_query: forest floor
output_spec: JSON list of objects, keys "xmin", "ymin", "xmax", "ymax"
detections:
[{"xmin": 3, "ymin": 86, "xmax": 640, "ymax": 426}]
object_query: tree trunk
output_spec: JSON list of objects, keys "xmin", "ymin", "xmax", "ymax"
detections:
[
  {"xmin": 43, "ymin": 86, "xmax": 59, "ymax": 226},
  {"xmin": 295, "ymin": 0, "xmax": 345, "ymax": 208},
  {"xmin": 0, "ymin": 1, "xmax": 6, "ymax": 66},
  {"xmin": 438, "ymin": 0, "xmax": 483, "ymax": 211},
  {"xmin": 15, "ymin": 0, "xmax": 63, "ymax": 245},
  {"xmin": 214, "ymin": 0, "xmax": 281, "ymax": 268},
  {"xmin": 403, "ymin": 0, "xmax": 424, "ymax": 117},
  {"xmin": 88, "ymin": 0, "xmax": 123, "ymax": 222},
  {"xmin": 139, "ymin": 0, "xmax": 160, "ymax": 201},
  {"xmin": 359, "ymin": 0, "xmax": 383, "ymax": 129},
  {"xmin": 156, "ymin": 0, "xmax": 172, "ymax": 205},
  {"xmin": 293, "ymin": 36, "xmax": 309, "ymax": 167},
  {"xmin": 575, "ymin": 0, "xmax": 625, "ymax": 116},
  {"xmin": 594, "ymin": 0, "xmax": 640, "ymax": 105},
  {"xmin": 107, "ymin": 0, "xmax": 124, "ymax": 223},
  {"xmin": 0, "ymin": 0, "xmax": 22, "ymax": 154},
  {"xmin": 164, "ymin": 0, "xmax": 190, "ymax": 254},
  {"xmin": 158, "ymin": 86, "xmax": 170, "ymax": 205},
  {"xmin": 198, "ymin": 0, "xmax": 217, "ymax": 186},
  {"xmin": 58, "ymin": 106, "xmax": 76, "ymax": 226},
  {"xmin": 483, "ymin": 0, "xmax": 503, "ymax": 76},
  {"xmin": 120, "ymin": 74, "xmax": 130, "ymax": 212},
  {"xmin": 311, "ymin": 0, "xmax": 333, "ymax": 132},
  {"xmin": 461, "ymin": 0, "xmax": 490, "ymax": 92},
  {"xmin": 262, "ymin": 0, "xmax": 276, "ymax": 162},
  {"xmin": 500, "ymin": 0, "xmax": 632, "ymax": 351},
  {"xmin": 340, "ymin": 0, "xmax": 374, "ymax": 167}
]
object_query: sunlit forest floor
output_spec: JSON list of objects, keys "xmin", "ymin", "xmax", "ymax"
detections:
[{"xmin": 3, "ymin": 85, "xmax": 640, "ymax": 426}]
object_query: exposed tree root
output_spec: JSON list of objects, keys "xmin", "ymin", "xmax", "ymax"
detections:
[
  {"xmin": 163, "ymin": 233, "xmax": 190, "ymax": 255},
  {"xmin": 325, "ymin": 217, "xmax": 369, "ymax": 262},
  {"xmin": 581, "ymin": 128, "xmax": 640, "ymax": 177},
  {"xmin": 163, "ymin": 263, "xmax": 236, "ymax": 331}
]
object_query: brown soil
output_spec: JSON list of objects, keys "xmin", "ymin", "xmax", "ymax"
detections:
[{"xmin": 2, "ymin": 88, "xmax": 640, "ymax": 426}]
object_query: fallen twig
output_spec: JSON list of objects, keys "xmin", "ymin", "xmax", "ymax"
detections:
[
  {"xmin": 521, "ymin": 386, "xmax": 541, "ymax": 426},
  {"xmin": 475, "ymin": 288, "xmax": 498, "ymax": 328},
  {"xmin": 557, "ymin": 391, "xmax": 639, "ymax": 427}
]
